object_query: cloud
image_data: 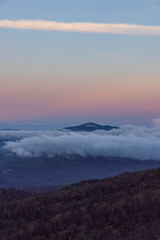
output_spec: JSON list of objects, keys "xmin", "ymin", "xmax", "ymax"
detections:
[
  {"xmin": 0, "ymin": 19, "xmax": 160, "ymax": 35},
  {"xmin": 152, "ymin": 118, "xmax": 160, "ymax": 126},
  {"xmin": 4, "ymin": 123, "xmax": 160, "ymax": 160},
  {"xmin": 0, "ymin": 130, "xmax": 61, "ymax": 140},
  {"xmin": 105, "ymin": 54, "xmax": 127, "ymax": 59}
]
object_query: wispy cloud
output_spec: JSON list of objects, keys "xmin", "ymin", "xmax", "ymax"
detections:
[
  {"xmin": 105, "ymin": 54, "xmax": 127, "ymax": 59},
  {"xmin": 0, "ymin": 19, "xmax": 160, "ymax": 35}
]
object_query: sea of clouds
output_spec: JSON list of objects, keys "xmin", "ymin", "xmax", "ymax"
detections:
[{"xmin": 1, "ymin": 119, "xmax": 160, "ymax": 161}]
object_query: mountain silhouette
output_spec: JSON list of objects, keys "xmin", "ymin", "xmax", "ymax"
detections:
[{"xmin": 64, "ymin": 122, "xmax": 119, "ymax": 132}]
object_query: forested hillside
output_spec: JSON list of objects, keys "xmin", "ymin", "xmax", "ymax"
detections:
[
  {"xmin": 0, "ymin": 188, "xmax": 32, "ymax": 203},
  {"xmin": 0, "ymin": 168, "xmax": 160, "ymax": 240}
]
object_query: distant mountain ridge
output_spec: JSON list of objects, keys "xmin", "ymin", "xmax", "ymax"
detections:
[
  {"xmin": 64, "ymin": 122, "xmax": 119, "ymax": 132},
  {"xmin": 1, "ymin": 153, "xmax": 160, "ymax": 189},
  {"xmin": 0, "ymin": 128, "xmax": 19, "ymax": 131}
]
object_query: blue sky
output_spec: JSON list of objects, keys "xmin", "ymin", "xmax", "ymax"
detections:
[
  {"xmin": 0, "ymin": 0, "xmax": 160, "ymax": 129},
  {"xmin": 0, "ymin": 0, "xmax": 160, "ymax": 24}
]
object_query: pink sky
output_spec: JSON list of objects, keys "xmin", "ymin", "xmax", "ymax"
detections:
[{"xmin": 0, "ymin": 72, "xmax": 160, "ymax": 121}]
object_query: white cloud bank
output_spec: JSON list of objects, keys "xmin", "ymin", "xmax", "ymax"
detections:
[
  {"xmin": 0, "ymin": 19, "xmax": 160, "ymax": 35},
  {"xmin": 4, "ymin": 121, "xmax": 160, "ymax": 161}
]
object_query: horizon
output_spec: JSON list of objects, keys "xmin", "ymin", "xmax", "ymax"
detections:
[{"xmin": 0, "ymin": 118, "xmax": 160, "ymax": 131}]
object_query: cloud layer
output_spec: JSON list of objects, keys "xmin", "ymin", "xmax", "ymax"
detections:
[
  {"xmin": 4, "ymin": 121, "xmax": 160, "ymax": 160},
  {"xmin": 0, "ymin": 19, "xmax": 160, "ymax": 35}
]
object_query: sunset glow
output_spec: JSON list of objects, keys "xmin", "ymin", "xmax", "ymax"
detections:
[{"xmin": 0, "ymin": 0, "xmax": 160, "ymax": 125}]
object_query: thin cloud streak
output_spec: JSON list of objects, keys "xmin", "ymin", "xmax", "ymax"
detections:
[
  {"xmin": 0, "ymin": 19, "xmax": 160, "ymax": 35},
  {"xmin": 106, "ymin": 54, "xmax": 127, "ymax": 59}
]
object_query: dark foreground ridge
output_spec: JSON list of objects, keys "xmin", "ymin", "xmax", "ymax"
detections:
[
  {"xmin": 0, "ymin": 168, "xmax": 160, "ymax": 240},
  {"xmin": 0, "ymin": 186, "xmax": 63, "ymax": 204},
  {"xmin": 64, "ymin": 122, "xmax": 119, "ymax": 132}
]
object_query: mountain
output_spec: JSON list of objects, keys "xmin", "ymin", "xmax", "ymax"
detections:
[
  {"xmin": 64, "ymin": 122, "xmax": 119, "ymax": 132},
  {"xmin": 0, "ymin": 128, "xmax": 19, "ymax": 131},
  {"xmin": 0, "ymin": 188, "xmax": 32, "ymax": 204},
  {"xmin": 0, "ymin": 168, "xmax": 160, "ymax": 240},
  {"xmin": 1, "ymin": 153, "xmax": 160, "ymax": 188},
  {"xmin": 0, "ymin": 186, "xmax": 63, "ymax": 204}
]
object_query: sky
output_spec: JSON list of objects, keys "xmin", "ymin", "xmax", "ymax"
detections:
[{"xmin": 0, "ymin": 0, "xmax": 160, "ymax": 129}]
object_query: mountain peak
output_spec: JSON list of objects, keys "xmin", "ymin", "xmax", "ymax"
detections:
[
  {"xmin": 83, "ymin": 122, "xmax": 99, "ymax": 127},
  {"xmin": 64, "ymin": 122, "xmax": 119, "ymax": 132},
  {"xmin": 86, "ymin": 122, "xmax": 96, "ymax": 125}
]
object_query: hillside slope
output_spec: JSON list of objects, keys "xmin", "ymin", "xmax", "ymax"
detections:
[
  {"xmin": 0, "ymin": 168, "xmax": 160, "ymax": 240},
  {"xmin": 0, "ymin": 188, "xmax": 32, "ymax": 203}
]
